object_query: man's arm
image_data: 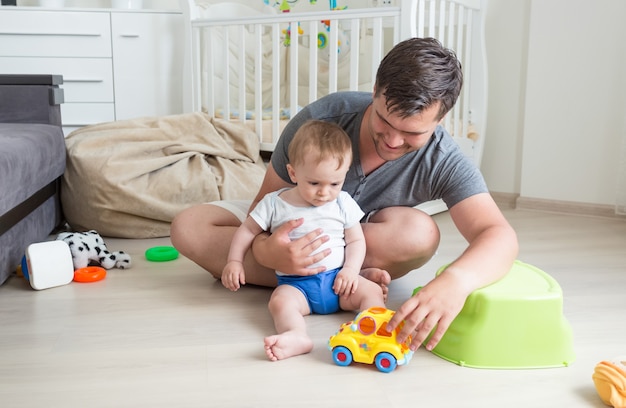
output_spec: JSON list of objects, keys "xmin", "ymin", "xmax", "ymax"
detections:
[
  {"xmin": 249, "ymin": 163, "xmax": 291, "ymax": 214},
  {"xmin": 388, "ymin": 192, "xmax": 518, "ymax": 350},
  {"xmin": 251, "ymin": 163, "xmax": 332, "ymax": 275}
]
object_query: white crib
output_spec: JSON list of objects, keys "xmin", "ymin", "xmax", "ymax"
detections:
[{"xmin": 181, "ymin": 0, "xmax": 487, "ymax": 169}]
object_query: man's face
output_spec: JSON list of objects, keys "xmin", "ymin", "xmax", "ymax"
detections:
[{"xmin": 367, "ymin": 94, "xmax": 442, "ymax": 161}]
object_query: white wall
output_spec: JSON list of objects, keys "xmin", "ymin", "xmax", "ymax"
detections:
[
  {"xmin": 481, "ymin": 0, "xmax": 529, "ymax": 195},
  {"xmin": 482, "ymin": 0, "xmax": 626, "ymax": 207}
]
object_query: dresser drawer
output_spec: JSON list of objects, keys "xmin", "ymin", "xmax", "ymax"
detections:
[
  {"xmin": 0, "ymin": 57, "xmax": 113, "ymax": 103},
  {"xmin": 62, "ymin": 103, "xmax": 115, "ymax": 128},
  {"xmin": 0, "ymin": 10, "xmax": 111, "ymax": 58}
]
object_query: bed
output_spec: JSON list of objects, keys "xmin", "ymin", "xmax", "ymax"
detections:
[{"xmin": 181, "ymin": 0, "xmax": 488, "ymax": 214}]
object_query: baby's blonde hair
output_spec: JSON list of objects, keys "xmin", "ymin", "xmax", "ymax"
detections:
[{"xmin": 288, "ymin": 120, "xmax": 352, "ymax": 169}]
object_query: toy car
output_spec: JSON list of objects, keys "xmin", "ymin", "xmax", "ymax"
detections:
[{"xmin": 328, "ymin": 307, "xmax": 414, "ymax": 373}]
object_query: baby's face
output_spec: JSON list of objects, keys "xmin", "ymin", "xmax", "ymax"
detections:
[{"xmin": 289, "ymin": 155, "xmax": 350, "ymax": 207}]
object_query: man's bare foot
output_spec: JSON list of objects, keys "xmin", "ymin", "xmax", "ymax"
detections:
[
  {"xmin": 360, "ymin": 268, "xmax": 391, "ymax": 301},
  {"xmin": 264, "ymin": 331, "xmax": 314, "ymax": 361}
]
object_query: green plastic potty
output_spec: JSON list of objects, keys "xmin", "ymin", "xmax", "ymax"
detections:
[{"xmin": 424, "ymin": 260, "xmax": 575, "ymax": 369}]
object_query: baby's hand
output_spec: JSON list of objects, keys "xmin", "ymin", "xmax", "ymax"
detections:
[
  {"xmin": 333, "ymin": 267, "xmax": 359, "ymax": 297},
  {"xmin": 222, "ymin": 261, "xmax": 246, "ymax": 291}
]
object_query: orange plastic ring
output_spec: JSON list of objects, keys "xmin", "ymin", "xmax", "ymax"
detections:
[{"xmin": 74, "ymin": 266, "xmax": 107, "ymax": 283}]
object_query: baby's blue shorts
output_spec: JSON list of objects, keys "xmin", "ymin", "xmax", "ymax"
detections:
[{"xmin": 276, "ymin": 268, "xmax": 341, "ymax": 315}]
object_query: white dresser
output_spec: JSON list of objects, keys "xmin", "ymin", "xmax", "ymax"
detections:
[{"xmin": 0, "ymin": 7, "xmax": 184, "ymax": 135}]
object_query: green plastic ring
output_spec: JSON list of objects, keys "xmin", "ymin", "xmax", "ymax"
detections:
[{"xmin": 145, "ymin": 246, "xmax": 179, "ymax": 262}]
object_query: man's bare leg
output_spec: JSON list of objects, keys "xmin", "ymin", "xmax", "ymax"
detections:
[
  {"xmin": 359, "ymin": 268, "xmax": 391, "ymax": 300},
  {"xmin": 170, "ymin": 203, "xmax": 277, "ymax": 287},
  {"xmin": 171, "ymin": 204, "xmax": 438, "ymax": 287},
  {"xmin": 361, "ymin": 207, "xmax": 440, "ymax": 281}
]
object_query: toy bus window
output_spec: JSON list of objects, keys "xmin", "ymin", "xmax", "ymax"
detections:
[
  {"xmin": 358, "ymin": 316, "xmax": 376, "ymax": 335},
  {"xmin": 376, "ymin": 321, "xmax": 392, "ymax": 337}
]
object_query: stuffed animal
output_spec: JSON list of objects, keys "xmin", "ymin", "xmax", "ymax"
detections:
[
  {"xmin": 593, "ymin": 356, "xmax": 626, "ymax": 407},
  {"xmin": 56, "ymin": 230, "xmax": 132, "ymax": 270}
]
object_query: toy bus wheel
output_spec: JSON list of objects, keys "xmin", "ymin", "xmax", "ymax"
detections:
[
  {"xmin": 374, "ymin": 352, "xmax": 398, "ymax": 373},
  {"xmin": 332, "ymin": 346, "xmax": 353, "ymax": 367}
]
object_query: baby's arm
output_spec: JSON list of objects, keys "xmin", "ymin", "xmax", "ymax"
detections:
[
  {"xmin": 333, "ymin": 223, "xmax": 366, "ymax": 297},
  {"xmin": 222, "ymin": 217, "xmax": 264, "ymax": 291}
]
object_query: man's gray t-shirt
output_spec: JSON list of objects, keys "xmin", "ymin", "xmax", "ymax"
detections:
[{"xmin": 270, "ymin": 92, "xmax": 488, "ymax": 218}]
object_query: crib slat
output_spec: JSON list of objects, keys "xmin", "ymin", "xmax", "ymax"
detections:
[
  {"xmin": 438, "ymin": 0, "xmax": 446, "ymax": 42},
  {"xmin": 289, "ymin": 19, "xmax": 299, "ymax": 122},
  {"xmin": 371, "ymin": 17, "xmax": 383, "ymax": 92},
  {"xmin": 446, "ymin": 2, "xmax": 455, "ymax": 50},
  {"xmin": 206, "ymin": 27, "xmax": 216, "ymax": 117},
  {"xmin": 399, "ymin": 0, "xmax": 417, "ymax": 39},
  {"xmin": 254, "ymin": 24, "xmax": 263, "ymax": 146},
  {"xmin": 328, "ymin": 19, "xmax": 339, "ymax": 94},
  {"xmin": 417, "ymin": 0, "xmax": 426, "ymax": 38},
  {"xmin": 237, "ymin": 25, "xmax": 246, "ymax": 124},
  {"xmin": 308, "ymin": 20, "xmax": 318, "ymax": 104},
  {"xmin": 191, "ymin": 23, "xmax": 202, "ymax": 112},
  {"xmin": 453, "ymin": 5, "xmax": 464, "ymax": 139},
  {"xmin": 442, "ymin": 3, "xmax": 455, "ymax": 133},
  {"xmin": 428, "ymin": 0, "xmax": 436, "ymax": 38},
  {"xmin": 222, "ymin": 28, "xmax": 231, "ymax": 122},
  {"xmin": 393, "ymin": 14, "xmax": 400, "ymax": 44},
  {"xmin": 349, "ymin": 18, "xmax": 360, "ymax": 91},
  {"xmin": 271, "ymin": 22, "xmax": 280, "ymax": 151},
  {"xmin": 461, "ymin": 9, "xmax": 474, "ymax": 149}
]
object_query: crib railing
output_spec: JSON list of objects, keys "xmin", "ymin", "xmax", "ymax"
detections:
[
  {"xmin": 184, "ymin": 0, "xmax": 486, "ymax": 166},
  {"xmin": 189, "ymin": 6, "xmax": 404, "ymax": 152},
  {"xmin": 409, "ymin": 0, "xmax": 487, "ymax": 166}
]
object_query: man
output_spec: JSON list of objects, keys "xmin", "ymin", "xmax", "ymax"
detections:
[{"xmin": 170, "ymin": 37, "xmax": 518, "ymax": 351}]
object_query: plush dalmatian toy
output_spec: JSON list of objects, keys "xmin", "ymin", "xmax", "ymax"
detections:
[{"xmin": 56, "ymin": 230, "xmax": 132, "ymax": 270}]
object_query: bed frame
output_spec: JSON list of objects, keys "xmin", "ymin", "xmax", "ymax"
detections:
[{"xmin": 181, "ymin": 0, "xmax": 487, "ymax": 212}]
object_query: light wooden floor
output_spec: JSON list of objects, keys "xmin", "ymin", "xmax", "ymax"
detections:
[{"xmin": 0, "ymin": 208, "xmax": 624, "ymax": 407}]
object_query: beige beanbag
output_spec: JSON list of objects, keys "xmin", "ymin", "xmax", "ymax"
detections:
[{"xmin": 62, "ymin": 113, "xmax": 266, "ymax": 238}]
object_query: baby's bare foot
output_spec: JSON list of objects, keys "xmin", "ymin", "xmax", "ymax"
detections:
[
  {"xmin": 264, "ymin": 332, "xmax": 314, "ymax": 361},
  {"xmin": 360, "ymin": 268, "xmax": 391, "ymax": 301}
]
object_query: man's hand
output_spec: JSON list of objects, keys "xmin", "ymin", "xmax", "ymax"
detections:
[
  {"xmin": 387, "ymin": 271, "xmax": 470, "ymax": 351},
  {"xmin": 252, "ymin": 218, "xmax": 331, "ymax": 276}
]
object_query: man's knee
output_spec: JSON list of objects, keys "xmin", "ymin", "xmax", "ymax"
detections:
[
  {"xmin": 364, "ymin": 207, "xmax": 440, "ymax": 275},
  {"xmin": 405, "ymin": 211, "xmax": 440, "ymax": 256},
  {"xmin": 169, "ymin": 212, "xmax": 185, "ymax": 249},
  {"xmin": 170, "ymin": 209, "xmax": 192, "ymax": 252},
  {"xmin": 370, "ymin": 207, "xmax": 440, "ymax": 254}
]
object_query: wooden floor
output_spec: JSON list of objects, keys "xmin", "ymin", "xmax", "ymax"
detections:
[{"xmin": 0, "ymin": 208, "xmax": 624, "ymax": 407}]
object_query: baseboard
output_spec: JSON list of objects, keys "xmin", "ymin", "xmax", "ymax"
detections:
[
  {"xmin": 490, "ymin": 192, "xmax": 519, "ymax": 210},
  {"xmin": 418, "ymin": 192, "xmax": 624, "ymax": 219},
  {"xmin": 513, "ymin": 195, "xmax": 624, "ymax": 219}
]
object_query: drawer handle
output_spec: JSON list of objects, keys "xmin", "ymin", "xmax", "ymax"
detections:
[
  {"xmin": 0, "ymin": 32, "xmax": 102, "ymax": 37},
  {"xmin": 65, "ymin": 79, "xmax": 105, "ymax": 83},
  {"xmin": 120, "ymin": 34, "xmax": 140, "ymax": 38}
]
